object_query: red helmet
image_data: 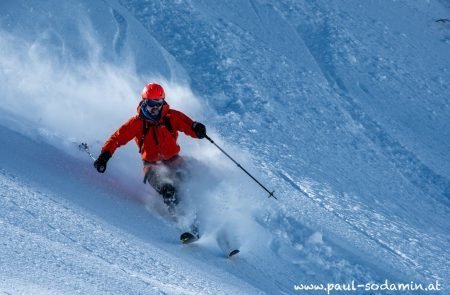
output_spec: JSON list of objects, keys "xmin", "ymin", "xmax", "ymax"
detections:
[{"xmin": 141, "ymin": 83, "xmax": 165, "ymax": 100}]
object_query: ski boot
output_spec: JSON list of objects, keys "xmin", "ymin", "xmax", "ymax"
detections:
[{"xmin": 160, "ymin": 183, "xmax": 178, "ymax": 215}]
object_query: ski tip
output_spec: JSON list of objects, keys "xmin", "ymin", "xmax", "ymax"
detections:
[
  {"xmin": 228, "ymin": 249, "xmax": 240, "ymax": 258},
  {"xmin": 180, "ymin": 232, "xmax": 198, "ymax": 244}
]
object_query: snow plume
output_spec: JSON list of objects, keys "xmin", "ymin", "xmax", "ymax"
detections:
[
  {"xmin": 0, "ymin": 8, "xmax": 270, "ymax": 258},
  {"xmin": 0, "ymin": 22, "xmax": 264, "ymax": 238},
  {"xmin": 0, "ymin": 25, "xmax": 205, "ymax": 180},
  {"xmin": 0, "ymin": 28, "xmax": 137, "ymax": 144}
]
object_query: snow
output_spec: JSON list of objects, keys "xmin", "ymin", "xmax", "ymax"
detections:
[{"xmin": 1, "ymin": 0, "xmax": 449, "ymax": 294}]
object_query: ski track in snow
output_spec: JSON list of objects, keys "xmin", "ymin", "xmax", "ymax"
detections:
[{"xmin": 111, "ymin": 8, "xmax": 128, "ymax": 57}]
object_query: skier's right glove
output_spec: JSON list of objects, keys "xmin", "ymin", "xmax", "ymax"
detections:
[{"xmin": 94, "ymin": 150, "xmax": 112, "ymax": 173}]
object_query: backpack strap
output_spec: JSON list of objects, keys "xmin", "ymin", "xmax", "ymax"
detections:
[
  {"xmin": 139, "ymin": 120, "xmax": 150, "ymax": 153},
  {"xmin": 163, "ymin": 115, "xmax": 174, "ymax": 134}
]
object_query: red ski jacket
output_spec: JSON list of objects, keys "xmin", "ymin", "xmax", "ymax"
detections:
[{"xmin": 102, "ymin": 102, "xmax": 198, "ymax": 162}]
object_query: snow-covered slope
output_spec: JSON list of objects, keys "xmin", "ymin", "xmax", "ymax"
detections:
[
  {"xmin": 1, "ymin": 0, "xmax": 449, "ymax": 294},
  {"xmin": 0, "ymin": 126, "xmax": 265, "ymax": 294}
]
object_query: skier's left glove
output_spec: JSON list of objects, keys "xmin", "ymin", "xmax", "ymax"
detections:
[
  {"xmin": 94, "ymin": 150, "xmax": 112, "ymax": 173},
  {"xmin": 192, "ymin": 122, "xmax": 206, "ymax": 139}
]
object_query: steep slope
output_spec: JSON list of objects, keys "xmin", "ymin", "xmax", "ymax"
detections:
[
  {"xmin": 0, "ymin": 126, "xmax": 273, "ymax": 294},
  {"xmin": 118, "ymin": 0, "xmax": 449, "ymax": 285}
]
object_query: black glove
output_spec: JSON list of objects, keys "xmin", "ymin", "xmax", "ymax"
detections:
[
  {"xmin": 192, "ymin": 122, "xmax": 206, "ymax": 139},
  {"xmin": 94, "ymin": 151, "xmax": 112, "ymax": 173}
]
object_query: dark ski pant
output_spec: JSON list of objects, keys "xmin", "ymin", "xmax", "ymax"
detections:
[{"xmin": 143, "ymin": 155, "xmax": 188, "ymax": 209}]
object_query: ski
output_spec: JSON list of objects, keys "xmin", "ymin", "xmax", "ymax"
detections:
[
  {"xmin": 180, "ymin": 232, "xmax": 199, "ymax": 244},
  {"xmin": 179, "ymin": 221, "xmax": 240, "ymax": 258},
  {"xmin": 216, "ymin": 230, "xmax": 240, "ymax": 258},
  {"xmin": 180, "ymin": 231, "xmax": 240, "ymax": 258},
  {"xmin": 228, "ymin": 249, "xmax": 240, "ymax": 258}
]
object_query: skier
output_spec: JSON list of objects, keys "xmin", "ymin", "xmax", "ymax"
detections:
[{"xmin": 93, "ymin": 83, "xmax": 206, "ymax": 211}]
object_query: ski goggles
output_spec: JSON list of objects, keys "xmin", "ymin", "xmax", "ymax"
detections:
[{"xmin": 144, "ymin": 99, "xmax": 164, "ymax": 109}]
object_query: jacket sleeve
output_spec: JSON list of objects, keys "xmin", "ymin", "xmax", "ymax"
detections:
[
  {"xmin": 169, "ymin": 110, "xmax": 198, "ymax": 138},
  {"xmin": 102, "ymin": 116, "xmax": 141, "ymax": 155}
]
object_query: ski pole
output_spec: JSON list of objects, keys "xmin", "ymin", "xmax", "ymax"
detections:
[
  {"xmin": 78, "ymin": 142, "xmax": 96, "ymax": 160},
  {"xmin": 79, "ymin": 142, "xmax": 107, "ymax": 172},
  {"xmin": 204, "ymin": 135, "xmax": 277, "ymax": 200}
]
